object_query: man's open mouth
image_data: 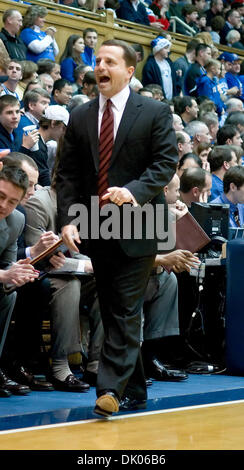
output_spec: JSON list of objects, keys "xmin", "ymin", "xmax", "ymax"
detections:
[{"xmin": 99, "ymin": 76, "xmax": 110, "ymax": 83}]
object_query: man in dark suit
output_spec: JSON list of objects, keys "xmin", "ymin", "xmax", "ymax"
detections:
[
  {"xmin": 56, "ymin": 39, "xmax": 178, "ymax": 416},
  {"xmin": 0, "ymin": 165, "xmax": 39, "ymax": 397}
]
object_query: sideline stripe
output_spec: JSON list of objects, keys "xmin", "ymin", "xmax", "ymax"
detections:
[{"xmin": 1, "ymin": 399, "xmax": 244, "ymax": 435}]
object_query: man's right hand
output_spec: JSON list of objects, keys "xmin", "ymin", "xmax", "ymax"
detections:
[
  {"xmin": 61, "ymin": 225, "xmax": 81, "ymax": 253},
  {"xmin": 22, "ymin": 130, "xmax": 39, "ymax": 150},
  {"xmin": 2, "ymin": 258, "xmax": 39, "ymax": 287}
]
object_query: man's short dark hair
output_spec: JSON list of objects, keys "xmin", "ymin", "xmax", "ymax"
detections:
[
  {"xmin": 217, "ymin": 124, "xmax": 239, "ymax": 145},
  {"xmin": 225, "ymin": 112, "xmax": 244, "ymax": 128},
  {"xmin": 23, "ymin": 88, "xmax": 50, "ymax": 111},
  {"xmin": 177, "ymin": 96, "xmax": 195, "ymax": 115},
  {"xmin": 83, "ymin": 71, "xmax": 96, "ymax": 86},
  {"xmin": 0, "ymin": 95, "xmax": 20, "ymax": 114},
  {"xmin": 37, "ymin": 58, "xmax": 56, "ymax": 75},
  {"xmin": 101, "ymin": 39, "xmax": 137, "ymax": 68},
  {"xmin": 180, "ymin": 167, "xmax": 207, "ymax": 193},
  {"xmin": 195, "ymin": 43, "xmax": 211, "ymax": 56},
  {"xmin": 0, "ymin": 165, "xmax": 29, "ymax": 197},
  {"xmin": 3, "ymin": 152, "xmax": 38, "ymax": 172},
  {"xmin": 223, "ymin": 165, "xmax": 244, "ymax": 193},
  {"xmin": 52, "ymin": 78, "xmax": 71, "ymax": 95},
  {"xmin": 83, "ymin": 27, "xmax": 97, "ymax": 39},
  {"xmin": 208, "ymin": 145, "xmax": 234, "ymax": 172},
  {"xmin": 73, "ymin": 64, "xmax": 90, "ymax": 81}
]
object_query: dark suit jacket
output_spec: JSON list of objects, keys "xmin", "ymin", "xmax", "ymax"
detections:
[
  {"xmin": 0, "ymin": 209, "xmax": 25, "ymax": 272},
  {"xmin": 56, "ymin": 90, "xmax": 178, "ymax": 257}
]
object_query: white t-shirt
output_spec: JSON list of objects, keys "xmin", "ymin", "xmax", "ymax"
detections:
[{"xmin": 155, "ymin": 58, "xmax": 173, "ymax": 99}]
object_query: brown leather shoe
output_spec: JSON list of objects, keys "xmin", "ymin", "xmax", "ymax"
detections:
[
  {"xmin": 0, "ymin": 369, "xmax": 30, "ymax": 396},
  {"xmin": 10, "ymin": 366, "xmax": 54, "ymax": 391}
]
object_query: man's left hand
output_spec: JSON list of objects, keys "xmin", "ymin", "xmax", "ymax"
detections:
[{"xmin": 102, "ymin": 186, "xmax": 137, "ymax": 206}]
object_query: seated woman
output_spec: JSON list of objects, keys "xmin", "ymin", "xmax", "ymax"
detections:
[
  {"xmin": 20, "ymin": 5, "xmax": 59, "ymax": 63},
  {"xmin": 60, "ymin": 35, "xmax": 85, "ymax": 83}
]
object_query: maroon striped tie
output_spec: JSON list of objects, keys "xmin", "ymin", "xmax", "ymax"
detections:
[{"xmin": 98, "ymin": 99, "xmax": 114, "ymax": 206}]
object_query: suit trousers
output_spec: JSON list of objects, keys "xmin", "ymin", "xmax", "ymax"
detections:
[
  {"xmin": 0, "ymin": 289, "xmax": 16, "ymax": 358},
  {"xmin": 89, "ymin": 238, "xmax": 155, "ymax": 401}
]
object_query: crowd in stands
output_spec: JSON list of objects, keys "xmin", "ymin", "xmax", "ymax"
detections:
[{"xmin": 0, "ymin": 0, "xmax": 243, "ymax": 401}]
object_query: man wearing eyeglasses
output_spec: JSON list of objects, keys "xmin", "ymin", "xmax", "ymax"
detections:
[{"xmin": 220, "ymin": 9, "xmax": 242, "ymax": 45}]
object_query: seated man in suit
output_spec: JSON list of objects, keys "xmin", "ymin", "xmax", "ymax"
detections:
[
  {"xmin": 0, "ymin": 165, "xmax": 39, "ymax": 397},
  {"xmin": 180, "ymin": 167, "xmax": 212, "ymax": 208},
  {"xmin": 2, "ymin": 153, "xmax": 90, "ymax": 393}
]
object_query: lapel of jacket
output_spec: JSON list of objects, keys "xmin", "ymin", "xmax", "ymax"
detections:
[
  {"xmin": 0, "ymin": 218, "xmax": 10, "ymax": 257},
  {"xmin": 86, "ymin": 97, "xmax": 100, "ymax": 172},
  {"xmin": 110, "ymin": 90, "xmax": 143, "ymax": 167}
]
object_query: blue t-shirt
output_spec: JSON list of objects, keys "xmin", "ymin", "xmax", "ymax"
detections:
[
  {"xmin": 20, "ymin": 28, "xmax": 55, "ymax": 62},
  {"xmin": 212, "ymin": 193, "xmax": 244, "ymax": 227},
  {"xmin": 210, "ymin": 174, "xmax": 223, "ymax": 201}
]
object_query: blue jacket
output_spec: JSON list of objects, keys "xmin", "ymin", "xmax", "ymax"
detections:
[
  {"xmin": 60, "ymin": 57, "xmax": 78, "ymax": 83},
  {"xmin": 226, "ymin": 72, "xmax": 244, "ymax": 102},
  {"xmin": 117, "ymin": 0, "xmax": 150, "ymax": 25},
  {"xmin": 196, "ymin": 74, "xmax": 225, "ymax": 117},
  {"xmin": 81, "ymin": 46, "xmax": 96, "ymax": 70},
  {"xmin": 142, "ymin": 54, "xmax": 178, "ymax": 97}
]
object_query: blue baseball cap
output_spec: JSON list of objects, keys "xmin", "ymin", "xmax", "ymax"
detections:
[{"xmin": 218, "ymin": 52, "xmax": 240, "ymax": 63}]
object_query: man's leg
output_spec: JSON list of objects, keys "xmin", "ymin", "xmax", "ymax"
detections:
[{"xmin": 90, "ymin": 239, "xmax": 155, "ymax": 413}]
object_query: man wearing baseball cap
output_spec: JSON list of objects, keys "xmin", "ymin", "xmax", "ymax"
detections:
[
  {"xmin": 219, "ymin": 52, "xmax": 244, "ymax": 102},
  {"xmin": 142, "ymin": 36, "xmax": 177, "ymax": 99},
  {"xmin": 26, "ymin": 105, "xmax": 69, "ymax": 186}
]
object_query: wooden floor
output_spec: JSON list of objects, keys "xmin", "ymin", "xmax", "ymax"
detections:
[{"xmin": 1, "ymin": 401, "xmax": 244, "ymax": 450}]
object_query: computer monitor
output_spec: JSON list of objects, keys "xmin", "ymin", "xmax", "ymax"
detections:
[{"xmin": 190, "ymin": 202, "xmax": 230, "ymax": 241}]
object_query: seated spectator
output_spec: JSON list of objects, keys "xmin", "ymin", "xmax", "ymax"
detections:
[
  {"xmin": 60, "ymin": 34, "xmax": 85, "ymax": 83},
  {"xmin": 0, "ymin": 95, "xmax": 39, "ymax": 153},
  {"xmin": 175, "ymin": 5, "xmax": 200, "ymax": 36},
  {"xmin": 18, "ymin": 88, "xmax": 50, "ymax": 133},
  {"xmin": 0, "ymin": 59, "xmax": 23, "ymax": 101},
  {"xmin": 184, "ymin": 43, "xmax": 212, "ymax": 97},
  {"xmin": 146, "ymin": 83, "xmax": 164, "ymax": 101},
  {"xmin": 176, "ymin": 130, "xmax": 193, "ymax": 160},
  {"xmin": 37, "ymin": 58, "xmax": 61, "ymax": 82},
  {"xmin": 177, "ymin": 96, "xmax": 199, "ymax": 126},
  {"xmin": 138, "ymin": 87, "xmax": 153, "ymax": 98},
  {"xmin": 147, "ymin": 0, "xmax": 170, "ymax": 30},
  {"xmin": 205, "ymin": 0, "xmax": 224, "ymax": 29},
  {"xmin": 196, "ymin": 59, "xmax": 225, "ymax": 118},
  {"xmin": 179, "ymin": 166, "xmax": 212, "ymax": 207},
  {"xmin": 198, "ymin": 97, "xmax": 217, "ymax": 119},
  {"xmin": 51, "ymin": 78, "xmax": 73, "ymax": 107},
  {"xmin": 116, "ymin": 0, "xmax": 150, "ymax": 26},
  {"xmin": 217, "ymin": 123, "xmax": 243, "ymax": 146},
  {"xmin": 210, "ymin": 16, "xmax": 225, "ymax": 44},
  {"xmin": 67, "ymin": 94, "xmax": 90, "ymax": 112},
  {"xmin": 225, "ymin": 111, "xmax": 244, "ymax": 135},
  {"xmin": 173, "ymin": 39, "xmax": 199, "ymax": 96},
  {"xmin": 0, "ymin": 165, "xmax": 39, "ymax": 397},
  {"xmin": 220, "ymin": 8, "xmax": 242, "ymax": 45},
  {"xmin": 224, "ymin": 53, "xmax": 244, "ymax": 102},
  {"xmin": 208, "ymin": 145, "xmax": 238, "ymax": 200},
  {"xmin": 71, "ymin": 64, "xmax": 93, "ymax": 95},
  {"xmin": 177, "ymin": 152, "xmax": 202, "ymax": 178},
  {"xmin": 218, "ymin": 52, "xmax": 243, "ymax": 100},
  {"xmin": 195, "ymin": 141, "xmax": 212, "ymax": 166},
  {"xmin": 78, "ymin": 71, "xmax": 97, "ymax": 97},
  {"xmin": 0, "ymin": 9, "xmax": 27, "ymax": 61},
  {"xmin": 173, "ymin": 113, "xmax": 184, "ymax": 131},
  {"xmin": 201, "ymin": 111, "xmax": 219, "ymax": 144},
  {"xmin": 2, "ymin": 153, "xmax": 91, "ymax": 393},
  {"xmin": 142, "ymin": 37, "xmax": 177, "ymax": 99},
  {"xmin": 81, "ymin": 28, "xmax": 98, "ymax": 70},
  {"xmin": 28, "ymin": 105, "xmax": 69, "ymax": 186},
  {"xmin": 211, "ymin": 165, "xmax": 244, "ymax": 227},
  {"xmin": 184, "ymin": 119, "xmax": 212, "ymax": 152},
  {"xmin": 196, "ymin": 11, "xmax": 208, "ymax": 33},
  {"xmin": 38, "ymin": 73, "xmax": 54, "ymax": 95},
  {"xmin": 16, "ymin": 60, "xmax": 38, "ymax": 100},
  {"xmin": 20, "ymin": 6, "xmax": 59, "ymax": 63},
  {"xmin": 226, "ymin": 29, "xmax": 244, "ymax": 50}
]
